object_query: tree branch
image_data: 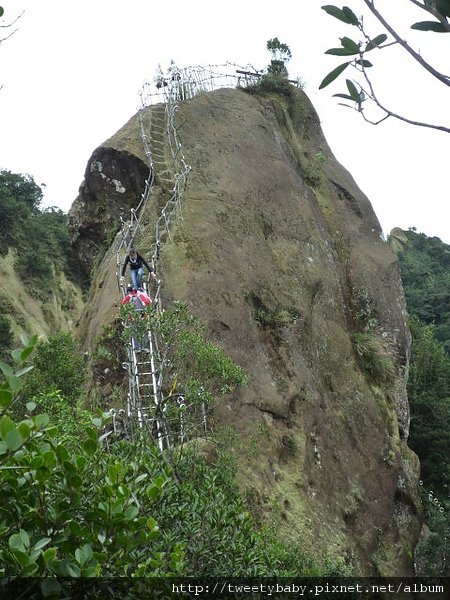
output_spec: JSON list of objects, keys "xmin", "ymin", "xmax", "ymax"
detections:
[
  {"xmin": 363, "ymin": 0, "xmax": 450, "ymax": 86},
  {"xmin": 408, "ymin": 0, "xmax": 450, "ymax": 31},
  {"xmin": 358, "ymin": 55, "xmax": 450, "ymax": 133}
]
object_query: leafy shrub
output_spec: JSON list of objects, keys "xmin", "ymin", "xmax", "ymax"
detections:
[
  {"xmin": 0, "ymin": 337, "xmax": 349, "ymax": 581},
  {"xmin": 0, "ymin": 337, "xmax": 182, "ymax": 579},
  {"xmin": 153, "ymin": 441, "xmax": 346, "ymax": 577},
  {"xmin": 20, "ymin": 331, "xmax": 85, "ymax": 404},
  {"xmin": 245, "ymin": 73, "xmax": 294, "ymax": 97},
  {"xmin": 119, "ymin": 301, "xmax": 248, "ymax": 441}
]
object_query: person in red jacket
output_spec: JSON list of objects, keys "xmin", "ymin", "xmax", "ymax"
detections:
[
  {"xmin": 122, "ymin": 286, "xmax": 152, "ymax": 351},
  {"xmin": 122, "ymin": 285, "xmax": 152, "ymax": 309}
]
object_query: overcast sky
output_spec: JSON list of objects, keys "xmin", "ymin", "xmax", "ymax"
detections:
[{"xmin": 1, "ymin": 0, "xmax": 449, "ymax": 242}]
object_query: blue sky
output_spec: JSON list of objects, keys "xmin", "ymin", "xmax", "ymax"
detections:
[{"xmin": 1, "ymin": 0, "xmax": 448, "ymax": 242}]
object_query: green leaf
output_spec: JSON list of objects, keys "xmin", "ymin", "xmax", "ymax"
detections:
[
  {"xmin": 342, "ymin": 6, "xmax": 359, "ymax": 25},
  {"xmin": 11, "ymin": 348, "xmax": 23, "ymax": 364},
  {"xmin": 67, "ymin": 473, "xmax": 83, "ymax": 489},
  {"xmin": 9, "ymin": 532, "xmax": 26, "ymax": 552},
  {"xmin": 411, "ymin": 20, "xmax": 448, "ymax": 32},
  {"xmin": 12, "ymin": 549, "xmax": 29, "ymax": 567},
  {"xmin": 20, "ymin": 333, "xmax": 30, "ymax": 347},
  {"xmin": 56, "ymin": 444, "xmax": 69, "ymax": 462},
  {"xmin": 19, "ymin": 529, "xmax": 30, "ymax": 548},
  {"xmin": 30, "ymin": 455, "xmax": 43, "ymax": 469},
  {"xmin": 0, "ymin": 441, "xmax": 7, "ymax": 454},
  {"xmin": 66, "ymin": 562, "xmax": 81, "ymax": 577},
  {"xmin": 82, "ymin": 438, "xmax": 97, "ymax": 456},
  {"xmin": 135, "ymin": 473, "xmax": 148, "ymax": 484},
  {"xmin": 75, "ymin": 547, "xmax": 86, "ymax": 567},
  {"xmin": 0, "ymin": 389, "xmax": 13, "ymax": 408},
  {"xmin": 42, "ymin": 450, "xmax": 56, "ymax": 469},
  {"xmin": 17, "ymin": 421, "xmax": 31, "ymax": 439},
  {"xmin": 8, "ymin": 375, "xmax": 22, "ymax": 392},
  {"xmin": 16, "ymin": 365, "xmax": 34, "ymax": 378},
  {"xmin": 81, "ymin": 544, "xmax": 93, "ymax": 561},
  {"xmin": 340, "ymin": 36, "xmax": 360, "ymax": 52},
  {"xmin": 346, "ymin": 78, "xmax": 360, "ymax": 101},
  {"xmin": 35, "ymin": 466, "xmax": 51, "ymax": 482},
  {"xmin": 26, "ymin": 401, "xmax": 37, "ymax": 413},
  {"xmin": 32, "ymin": 537, "xmax": 51, "ymax": 552},
  {"xmin": 85, "ymin": 426, "xmax": 98, "ymax": 441},
  {"xmin": 333, "ymin": 93, "xmax": 354, "ymax": 100},
  {"xmin": 125, "ymin": 505, "xmax": 139, "ymax": 520},
  {"xmin": 146, "ymin": 484, "xmax": 162, "ymax": 500},
  {"xmin": 322, "ymin": 4, "xmax": 354, "ymax": 24},
  {"xmin": 0, "ymin": 362, "xmax": 13, "ymax": 379},
  {"xmin": 0, "ymin": 415, "xmax": 15, "ymax": 439},
  {"xmin": 319, "ymin": 61, "xmax": 350, "ymax": 89},
  {"xmin": 34, "ymin": 414, "xmax": 50, "ymax": 428},
  {"xmin": 365, "ymin": 33, "xmax": 388, "ymax": 51},
  {"xmin": 20, "ymin": 344, "xmax": 35, "ymax": 362},
  {"xmin": 325, "ymin": 47, "xmax": 360, "ymax": 56},
  {"xmin": 355, "ymin": 59, "xmax": 373, "ymax": 68}
]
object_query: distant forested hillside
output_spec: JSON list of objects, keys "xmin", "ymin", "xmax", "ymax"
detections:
[
  {"xmin": 395, "ymin": 228, "xmax": 450, "ymax": 495},
  {"xmin": 394, "ymin": 229, "xmax": 449, "ymax": 574},
  {"xmin": 0, "ymin": 170, "xmax": 87, "ymax": 360},
  {"xmin": 396, "ymin": 229, "xmax": 450, "ymax": 352},
  {"xmin": 0, "ymin": 169, "xmax": 86, "ymax": 290}
]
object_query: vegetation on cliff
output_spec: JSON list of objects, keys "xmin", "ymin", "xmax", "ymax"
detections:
[{"xmin": 0, "ymin": 307, "xmax": 349, "ymax": 581}]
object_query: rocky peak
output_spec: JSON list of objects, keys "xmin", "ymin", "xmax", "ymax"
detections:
[{"xmin": 70, "ymin": 83, "xmax": 420, "ymax": 575}]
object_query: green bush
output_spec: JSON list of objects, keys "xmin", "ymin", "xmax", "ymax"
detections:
[
  {"xmin": 245, "ymin": 73, "xmax": 294, "ymax": 97},
  {"xmin": 156, "ymin": 441, "xmax": 347, "ymax": 577},
  {"xmin": 119, "ymin": 301, "xmax": 248, "ymax": 440},
  {"xmin": 0, "ymin": 336, "xmax": 349, "ymax": 580},
  {"xmin": 20, "ymin": 331, "xmax": 85, "ymax": 404},
  {"xmin": 0, "ymin": 337, "xmax": 182, "ymax": 579}
]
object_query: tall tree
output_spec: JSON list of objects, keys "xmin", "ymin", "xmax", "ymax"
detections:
[{"xmin": 266, "ymin": 37, "xmax": 292, "ymax": 77}]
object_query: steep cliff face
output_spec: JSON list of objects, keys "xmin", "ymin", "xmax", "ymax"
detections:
[
  {"xmin": 70, "ymin": 86, "xmax": 421, "ymax": 575},
  {"xmin": 68, "ymin": 139, "xmax": 150, "ymax": 275}
]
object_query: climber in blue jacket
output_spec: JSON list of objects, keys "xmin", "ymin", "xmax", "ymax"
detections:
[{"xmin": 121, "ymin": 248, "xmax": 156, "ymax": 291}]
